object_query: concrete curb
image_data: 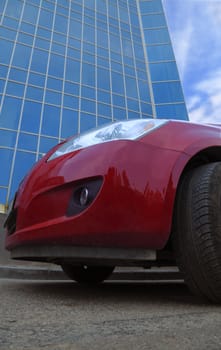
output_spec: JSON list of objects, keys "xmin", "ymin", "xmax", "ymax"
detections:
[
  {"xmin": 0, "ymin": 265, "xmax": 66, "ymax": 280},
  {"xmin": 0, "ymin": 265, "xmax": 183, "ymax": 281}
]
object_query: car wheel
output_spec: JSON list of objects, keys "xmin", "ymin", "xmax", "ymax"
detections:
[
  {"xmin": 173, "ymin": 162, "xmax": 221, "ymax": 302},
  {"xmin": 61, "ymin": 264, "xmax": 115, "ymax": 284}
]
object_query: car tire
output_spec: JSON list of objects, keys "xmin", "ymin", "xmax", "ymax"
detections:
[
  {"xmin": 61, "ymin": 264, "xmax": 115, "ymax": 284},
  {"xmin": 173, "ymin": 162, "xmax": 221, "ymax": 302}
]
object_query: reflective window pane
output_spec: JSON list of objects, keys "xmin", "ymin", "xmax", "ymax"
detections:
[
  {"xmin": 0, "ymin": 1, "xmax": 5, "ymax": 13},
  {"xmin": 35, "ymin": 37, "xmax": 50, "ymax": 50},
  {"xmin": 0, "ymin": 40, "xmax": 14, "ymax": 64},
  {"xmin": 147, "ymin": 44, "xmax": 175, "ymax": 62},
  {"xmin": 113, "ymin": 106, "xmax": 127, "ymax": 121},
  {"xmin": 69, "ymin": 19, "xmax": 82, "ymax": 39},
  {"xmin": 0, "ymin": 79, "xmax": 4, "ymax": 93},
  {"xmin": 61, "ymin": 109, "xmax": 78, "ymax": 138},
  {"xmin": 97, "ymin": 116, "xmax": 111, "ymax": 127},
  {"xmin": 54, "ymin": 14, "xmax": 68, "ymax": 34},
  {"xmin": 97, "ymin": 90, "xmax": 111, "ymax": 104},
  {"xmin": 80, "ymin": 113, "xmax": 96, "ymax": 133},
  {"xmin": 18, "ymin": 133, "xmax": 38, "ymax": 152},
  {"xmin": 0, "ymin": 27, "xmax": 17, "ymax": 40},
  {"xmin": 141, "ymin": 102, "xmax": 153, "ymax": 116},
  {"xmin": 144, "ymin": 28, "xmax": 170, "ymax": 44},
  {"xmin": 63, "ymin": 94, "xmax": 78, "ymax": 109},
  {"xmin": 112, "ymin": 94, "xmax": 125, "ymax": 108},
  {"xmin": 6, "ymin": 81, "xmax": 25, "ymax": 97},
  {"xmin": 22, "ymin": 3, "xmax": 39, "ymax": 23},
  {"xmin": 153, "ymin": 82, "xmax": 184, "ymax": 104},
  {"xmin": 3, "ymin": 17, "xmax": 19, "ymax": 30},
  {"xmin": 0, "ymin": 65, "xmax": 8, "ymax": 79},
  {"xmin": 39, "ymin": 9, "xmax": 54, "ymax": 29},
  {"xmin": 139, "ymin": 80, "xmax": 151, "ymax": 102},
  {"xmin": 112, "ymin": 72, "xmax": 124, "ymax": 94},
  {"xmin": 97, "ymin": 68, "xmax": 110, "ymax": 91},
  {"xmin": 125, "ymin": 76, "xmax": 138, "ymax": 99},
  {"xmin": 0, "ymin": 130, "xmax": 17, "ymax": 148},
  {"xmin": 12, "ymin": 44, "xmax": 32, "ymax": 69},
  {"xmin": 42, "ymin": 0, "xmax": 55, "ymax": 11},
  {"xmin": 98, "ymin": 102, "xmax": 111, "ymax": 117},
  {"xmin": 142, "ymin": 14, "xmax": 166, "ymax": 28},
  {"xmin": 140, "ymin": 1, "xmax": 163, "ymax": 14},
  {"xmin": 47, "ymin": 77, "xmax": 63, "ymax": 91},
  {"xmin": 0, "ymin": 188, "xmax": 7, "ymax": 205},
  {"xmin": 9, "ymin": 68, "xmax": 27, "ymax": 83},
  {"xmin": 0, "ymin": 149, "xmax": 14, "ymax": 186},
  {"xmin": 66, "ymin": 58, "xmax": 80, "ymax": 82},
  {"xmin": 26, "ymin": 86, "xmax": 44, "ymax": 101},
  {"xmin": 41, "ymin": 105, "xmax": 60, "ymax": 137},
  {"xmin": 18, "ymin": 31, "xmax": 34, "ymax": 46},
  {"xmin": 20, "ymin": 22, "xmax": 35, "ymax": 34},
  {"xmin": 0, "ymin": 97, "xmax": 22, "ymax": 129},
  {"xmin": 45, "ymin": 90, "xmax": 62, "ymax": 105},
  {"xmin": 21, "ymin": 101, "xmax": 41, "ymax": 133},
  {"xmin": 127, "ymin": 98, "xmax": 139, "ymax": 111},
  {"xmin": 37, "ymin": 26, "xmax": 51, "ymax": 39},
  {"xmin": 150, "ymin": 61, "xmax": 179, "ymax": 82},
  {"xmin": 82, "ymin": 85, "xmax": 96, "ymax": 100},
  {"xmin": 128, "ymin": 111, "xmax": 141, "ymax": 120},
  {"xmin": 81, "ymin": 98, "xmax": 96, "ymax": 114},
  {"xmin": 10, "ymin": 151, "xmax": 36, "ymax": 201},
  {"xmin": 39, "ymin": 136, "xmax": 59, "ymax": 153},
  {"xmin": 156, "ymin": 103, "xmax": 188, "ymax": 120},
  {"xmin": 64, "ymin": 81, "xmax": 79, "ymax": 95},
  {"xmin": 28, "ymin": 72, "xmax": 45, "ymax": 87},
  {"xmin": 5, "ymin": 0, "xmax": 23, "ymax": 19},
  {"xmin": 48, "ymin": 54, "xmax": 64, "ymax": 78},
  {"xmin": 82, "ymin": 63, "xmax": 95, "ymax": 86}
]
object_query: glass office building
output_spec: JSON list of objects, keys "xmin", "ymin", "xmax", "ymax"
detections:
[{"xmin": 0, "ymin": 0, "xmax": 188, "ymax": 212}]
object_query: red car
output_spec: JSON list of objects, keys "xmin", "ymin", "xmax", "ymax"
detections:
[{"xmin": 4, "ymin": 119, "xmax": 221, "ymax": 302}]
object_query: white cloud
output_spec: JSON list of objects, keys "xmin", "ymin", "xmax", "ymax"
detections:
[
  {"xmin": 188, "ymin": 68, "xmax": 221, "ymax": 124},
  {"xmin": 189, "ymin": 107, "xmax": 221, "ymax": 124},
  {"xmin": 171, "ymin": 24, "xmax": 194, "ymax": 80},
  {"xmin": 195, "ymin": 70, "xmax": 221, "ymax": 96},
  {"xmin": 187, "ymin": 95, "xmax": 202, "ymax": 111},
  {"xmin": 207, "ymin": 2, "xmax": 221, "ymax": 27},
  {"xmin": 163, "ymin": 0, "xmax": 195, "ymax": 80},
  {"xmin": 163, "ymin": 0, "xmax": 221, "ymax": 124}
]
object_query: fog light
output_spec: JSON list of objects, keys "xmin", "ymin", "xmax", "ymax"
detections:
[
  {"xmin": 67, "ymin": 177, "xmax": 103, "ymax": 216},
  {"xmin": 79, "ymin": 187, "xmax": 89, "ymax": 206}
]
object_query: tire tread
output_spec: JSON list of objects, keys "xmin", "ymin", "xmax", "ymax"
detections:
[{"xmin": 173, "ymin": 162, "xmax": 221, "ymax": 302}]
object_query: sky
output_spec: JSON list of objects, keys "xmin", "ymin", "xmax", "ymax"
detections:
[{"xmin": 162, "ymin": 0, "xmax": 221, "ymax": 124}]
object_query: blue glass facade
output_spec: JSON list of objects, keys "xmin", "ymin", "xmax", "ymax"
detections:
[{"xmin": 0, "ymin": 0, "xmax": 188, "ymax": 211}]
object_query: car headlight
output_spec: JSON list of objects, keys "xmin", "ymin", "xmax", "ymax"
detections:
[{"xmin": 47, "ymin": 118, "xmax": 168, "ymax": 161}]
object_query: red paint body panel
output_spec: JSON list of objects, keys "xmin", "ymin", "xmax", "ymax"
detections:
[{"xmin": 5, "ymin": 120, "xmax": 221, "ymax": 254}]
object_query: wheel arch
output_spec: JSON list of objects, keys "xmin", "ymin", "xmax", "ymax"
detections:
[
  {"xmin": 164, "ymin": 146, "xmax": 221, "ymax": 251},
  {"xmin": 177, "ymin": 146, "xmax": 221, "ymax": 174}
]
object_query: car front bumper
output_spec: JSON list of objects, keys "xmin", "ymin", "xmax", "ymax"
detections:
[{"xmin": 5, "ymin": 139, "xmax": 180, "ymax": 255}]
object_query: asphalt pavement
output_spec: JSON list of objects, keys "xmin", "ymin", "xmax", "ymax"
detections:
[
  {"xmin": 1, "ymin": 214, "xmax": 221, "ymax": 349},
  {"xmin": 1, "ymin": 278, "xmax": 221, "ymax": 350}
]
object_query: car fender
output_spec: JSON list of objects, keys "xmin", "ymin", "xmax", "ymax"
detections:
[{"xmin": 163, "ymin": 136, "xmax": 221, "ymax": 246}]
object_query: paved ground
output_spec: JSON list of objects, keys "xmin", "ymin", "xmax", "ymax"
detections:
[
  {"xmin": 1, "ymin": 214, "xmax": 221, "ymax": 349},
  {"xmin": 0, "ymin": 278, "xmax": 221, "ymax": 350}
]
